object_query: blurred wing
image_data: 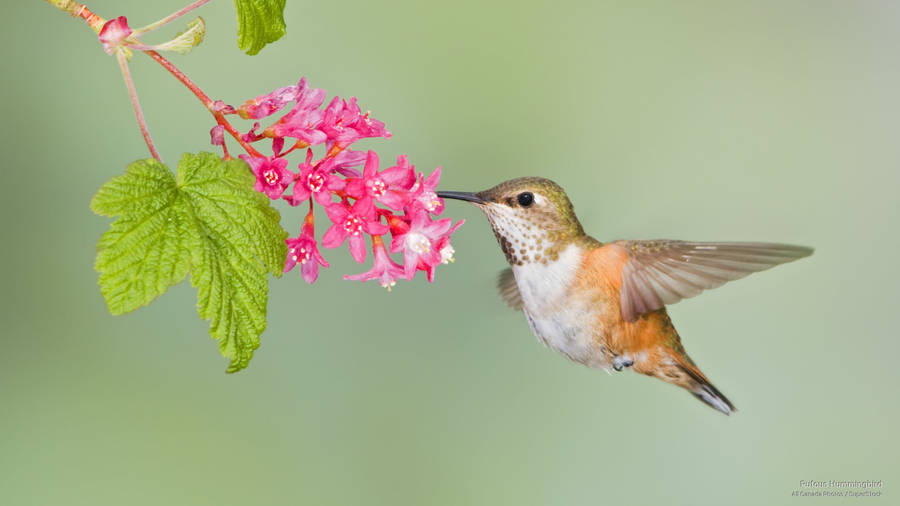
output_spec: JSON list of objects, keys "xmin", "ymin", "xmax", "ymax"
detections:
[
  {"xmin": 497, "ymin": 268, "xmax": 523, "ymax": 310},
  {"xmin": 616, "ymin": 240, "xmax": 813, "ymax": 322}
]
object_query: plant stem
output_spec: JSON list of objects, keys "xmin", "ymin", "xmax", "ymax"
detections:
[
  {"xmin": 132, "ymin": 0, "xmax": 210, "ymax": 35},
  {"xmin": 116, "ymin": 50, "xmax": 162, "ymax": 162},
  {"xmin": 143, "ymin": 50, "xmax": 263, "ymax": 159}
]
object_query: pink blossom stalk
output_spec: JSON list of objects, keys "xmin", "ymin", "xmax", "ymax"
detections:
[{"xmin": 212, "ymin": 75, "xmax": 463, "ymax": 286}]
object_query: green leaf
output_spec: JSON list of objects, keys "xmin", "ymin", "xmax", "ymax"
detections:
[
  {"xmin": 92, "ymin": 153, "xmax": 288, "ymax": 372},
  {"xmin": 153, "ymin": 17, "xmax": 207, "ymax": 54},
  {"xmin": 91, "ymin": 159, "xmax": 193, "ymax": 315},
  {"xmin": 91, "ymin": 158, "xmax": 177, "ymax": 218},
  {"xmin": 233, "ymin": 0, "xmax": 287, "ymax": 55}
]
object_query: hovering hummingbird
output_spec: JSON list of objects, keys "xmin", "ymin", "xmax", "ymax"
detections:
[{"xmin": 438, "ymin": 178, "xmax": 812, "ymax": 415}]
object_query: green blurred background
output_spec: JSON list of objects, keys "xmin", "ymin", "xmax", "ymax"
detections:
[{"xmin": 2, "ymin": 1, "xmax": 898, "ymax": 504}]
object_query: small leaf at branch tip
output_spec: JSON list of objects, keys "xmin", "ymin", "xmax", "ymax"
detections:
[
  {"xmin": 93, "ymin": 152, "xmax": 288, "ymax": 373},
  {"xmin": 151, "ymin": 17, "xmax": 207, "ymax": 54}
]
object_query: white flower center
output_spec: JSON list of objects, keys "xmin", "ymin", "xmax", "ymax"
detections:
[
  {"xmin": 420, "ymin": 191, "xmax": 440, "ymax": 211},
  {"xmin": 367, "ymin": 178, "xmax": 386, "ymax": 197},
  {"xmin": 307, "ymin": 172, "xmax": 325, "ymax": 192},
  {"xmin": 343, "ymin": 216, "xmax": 363, "ymax": 236},
  {"xmin": 440, "ymin": 244, "xmax": 455, "ymax": 264},
  {"xmin": 264, "ymin": 169, "xmax": 279, "ymax": 186},
  {"xmin": 406, "ymin": 233, "xmax": 430, "ymax": 254},
  {"xmin": 290, "ymin": 246, "xmax": 311, "ymax": 264}
]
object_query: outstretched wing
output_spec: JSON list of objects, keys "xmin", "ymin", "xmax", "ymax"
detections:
[
  {"xmin": 497, "ymin": 268, "xmax": 523, "ymax": 310},
  {"xmin": 615, "ymin": 240, "xmax": 813, "ymax": 322}
]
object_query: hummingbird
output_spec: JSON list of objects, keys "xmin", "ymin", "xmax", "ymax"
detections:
[{"xmin": 438, "ymin": 178, "xmax": 812, "ymax": 415}]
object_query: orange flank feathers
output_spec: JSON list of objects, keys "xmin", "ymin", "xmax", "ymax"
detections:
[{"xmin": 576, "ymin": 242, "xmax": 736, "ymax": 414}]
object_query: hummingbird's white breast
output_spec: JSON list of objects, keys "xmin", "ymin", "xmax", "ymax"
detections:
[
  {"xmin": 511, "ymin": 243, "xmax": 610, "ymax": 368},
  {"xmin": 480, "ymin": 201, "xmax": 611, "ymax": 368}
]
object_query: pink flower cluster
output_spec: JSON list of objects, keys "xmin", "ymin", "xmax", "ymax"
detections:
[{"xmin": 214, "ymin": 78, "xmax": 463, "ymax": 288}]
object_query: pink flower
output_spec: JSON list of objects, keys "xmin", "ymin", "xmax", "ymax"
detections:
[
  {"xmin": 272, "ymin": 110, "xmax": 326, "ymax": 145},
  {"xmin": 209, "ymin": 125, "xmax": 225, "ymax": 147},
  {"xmin": 268, "ymin": 78, "xmax": 327, "ymax": 145},
  {"xmin": 343, "ymin": 237, "xmax": 405, "ymax": 289},
  {"xmin": 238, "ymin": 84, "xmax": 300, "ymax": 120},
  {"xmin": 294, "ymin": 78, "xmax": 327, "ymax": 111},
  {"xmin": 271, "ymin": 136, "xmax": 285, "ymax": 156},
  {"xmin": 322, "ymin": 198, "xmax": 389, "ymax": 263},
  {"xmin": 390, "ymin": 210, "xmax": 460, "ymax": 280},
  {"xmin": 321, "ymin": 97, "xmax": 362, "ymax": 145},
  {"xmin": 330, "ymin": 148, "xmax": 366, "ymax": 177},
  {"xmin": 240, "ymin": 154, "xmax": 292, "ymax": 199},
  {"xmin": 241, "ymin": 122, "xmax": 264, "ymax": 143},
  {"xmin": 352, "ymin": 109, "xmax": 391, "ymax": 140},
  {"xmin": 284, "ymin": 215, "xmax": 329, "ymax": 284},
  {"xmin": 321, "ymin": 97, "xmax": 391, "ymax": 146},
  {"xmin": 99, "ymin": 16, "xmax": 133, "ymax": 55},
  {"xmin": 285, "ymin": 149, "xmax": 345, "ymax": 206},
  {"xmin": 345, "ymin": 152, "xmax": 415, "ymax": 210},
  {"xmin": 211, "ymin": 100, "xmax": 236, "ymax": 114},
  {"xmin": 408, "ymin": 167, "xmax": 445, "ymax": 215},
  {"xmin": 419, "ymin": 227, "xmax": 462, "ymax": 282}
]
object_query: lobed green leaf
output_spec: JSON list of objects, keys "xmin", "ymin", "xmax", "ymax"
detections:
[
  {"xmin": 233, "ymin": 0, "xmax": 287, "ymax": 55},
  {"xmin": 92, "ymin": 153, "xmax": 288, "ymax": 372}
]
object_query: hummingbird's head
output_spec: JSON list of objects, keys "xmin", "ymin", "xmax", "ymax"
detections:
[{"xmin": 438, "ymin": 177, "xmax": 585, "ymax": 266}]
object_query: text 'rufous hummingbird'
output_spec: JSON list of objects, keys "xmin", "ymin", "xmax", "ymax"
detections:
[{"xmin": 439, "ymin": 178, "xmax": 812, "ymax": 415}]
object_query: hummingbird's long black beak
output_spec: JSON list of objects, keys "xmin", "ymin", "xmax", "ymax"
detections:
[{"xmin": 437, "ymin": 191, "xmax": 485, "ymax": 204}]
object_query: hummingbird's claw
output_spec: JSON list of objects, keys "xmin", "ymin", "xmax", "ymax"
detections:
[{"xmin": 612, "ymin": 356, "xmax": 634, "ymax": 372}]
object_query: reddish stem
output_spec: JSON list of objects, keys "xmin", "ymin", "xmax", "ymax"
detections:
[
  {"xmin": 116, "ymin": 50, "xmax": 162, "ymax": 161},
  {"xmin": 143, "ymin": 50, "xmax": 263, "ymax": 159}
]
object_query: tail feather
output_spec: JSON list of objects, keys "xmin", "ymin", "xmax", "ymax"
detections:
[{"xmin": 677, "ymin": 359, "xmax": 736, "ymax": 415}]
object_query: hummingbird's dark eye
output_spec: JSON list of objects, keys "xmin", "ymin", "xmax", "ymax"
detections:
[{"xmin": 517, "ymin": 192, "xmax": 534, "ymax": 207}]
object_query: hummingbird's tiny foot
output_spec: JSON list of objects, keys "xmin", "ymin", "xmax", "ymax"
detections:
[{"xmin": 612, "ymin": 356, "xmax": 634, "ymax": 372}]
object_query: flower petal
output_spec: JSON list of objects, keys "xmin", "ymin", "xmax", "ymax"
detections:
[
  {"xmin": 380, "ymin": 165, "xmax": 415, "ymax": 188},
  {"xmin": 301, "ymin": 259, "xmax": 320, "ymax": 283},
  {"xmin": 378, "ymin": 191, "xmax": 408, "ymax": 211},
  {"xmin": 350, "ymin": 196, "xmax": 375, "ymax": 219},
  {"xmin": 363, "ymin": 150, "xmax": 379, "ymax": 178},
  {"xmin": 364, "ymin": 220, "xmax": 389, "ymax": 235},
  {"xmin": 313, "ymin": 189, "xmax": 334, "ymax": 206},
  {"xmin": 345, "ymin": 179, "xmax": 366, "ymax": 199},
  {"xmin": 321, "ymin": 225, "xmax": 346, "ymax": 248},
  {"xmin": 324, "ymin": 202, "xmax": 350, "ymax": 224},
  {"xmin": 349, "ymin": 234, "xmax": 367, "ymax": 263}
]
